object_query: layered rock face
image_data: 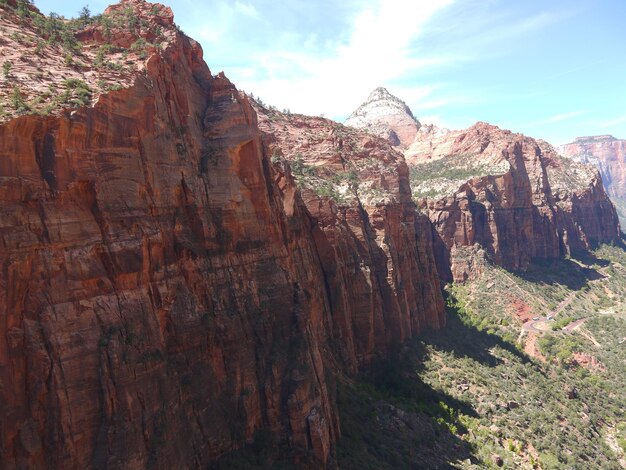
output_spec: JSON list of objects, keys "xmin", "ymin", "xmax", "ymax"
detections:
[
  {"xmin": 560, "ymin": 135, "xmax": 626, "ymax": 226},
  {"xmin": 345, "ymin": 89, "xmax": 621, "ymax": 281},
  {"xmin": 0, "ymin": 2, "xmax": 445, "ymax": 468},
  {"xmin": 560, "ymin": 135, "xmax": 626, "ymax": 199},
  {"xmin": 415, "ymin": 124, "xmax": 621, "ymax": 280},
  {"xmin": 255, "ymin": 105, "xmax": 446, "ymax": 371},
  {"xmin": 345, "ymin": 87, "xmax": 420, "ymax": 148}
]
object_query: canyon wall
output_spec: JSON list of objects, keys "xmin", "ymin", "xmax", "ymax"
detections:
[
  {"xmin": 416, "ymin": 124, "xmax": 621, "ymax": 280},
  {"xmin": 256, "ymin": 106, "xmax": 445, "ymax": 372},
  {"xmin": 560, "ymin": 135, "xmax": 626, "ymax": 227},
  {"xmin": 560, "ymin": 135, "xmax": 626, "ymax": 199},
  {"xmin": 0, "ymin": 2, "xmax": 444, "ymax": 468},
  {"xmin": 344, "ymin": 90, "xmax": 621, "ymax": 281}
]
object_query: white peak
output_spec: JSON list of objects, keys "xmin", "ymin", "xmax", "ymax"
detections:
[{"xmin": 345, "ymin": 87, "xmax": 421, "ymax": 148}]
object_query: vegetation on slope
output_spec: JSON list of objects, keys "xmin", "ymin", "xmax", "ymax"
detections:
[
  {"xmin": 409, "ymin": 153, "xmax": 509, "ymax": 200},
  {"xmin": 0, "ymin": 0, "xmax": 170, "ymax": 120},
  {"xmin": 337, "ymin": 243, "xmax": 626, "ymax": 469},
  {"xmin": 214, "ymin": 245, "xmax": 626, "ymax": 469},
  {"xmin": 255, "ymin": 101, "xmax": 406, "ymax": 206}
]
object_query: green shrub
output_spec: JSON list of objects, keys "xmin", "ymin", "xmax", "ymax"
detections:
[
  {"xmin": 16, "ymin": 0, "xmax": 32, "ymax": 18},
  {"xmin": 10, "ymin": 87, "xmax": 29, "ymax": 113},
  {"xmin": 551, "ymin": 316, "xmax": 573, "ymax": 330},
  {"xmin": 61, "ymin": 78, "xmax": 92, "ymax": 106}
]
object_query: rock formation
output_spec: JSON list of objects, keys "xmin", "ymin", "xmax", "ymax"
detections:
[
  {"xmin": 560, "ymin": 135, "xmax": 626, "ymax": 226},
  {"xmin": 0, "ymin": 2, "xmax": 445, "ymax": 468},
  {"xmin": 415, "ymin": 124, "xmax": 621, "ymax": 280},
  {"xmin": 560, "ymin": 135, "xmax": 626, "ymax": 198},
  {"xmin": 347, "ymin": 91, "xmax": 621, "ymax": 281},
  {"xmin": 255, "ymin": 104, "xmax": 446, "ymax": 371},
  {"xmin": 345, "ymin": 87, "xmax": 420, "ymax": 149}
]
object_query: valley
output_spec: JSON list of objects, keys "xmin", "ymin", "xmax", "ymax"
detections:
[
  {"xmin": 0, "ymin": 1, "xmax": 624, "ymax": 469},
  {"xmin": 336, "ymin": 242, "xmax": 626, "ymax": 469}
]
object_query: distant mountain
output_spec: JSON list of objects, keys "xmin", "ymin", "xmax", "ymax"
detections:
[
  {"xmin": 346, "ymin": 89, "xmax": 621, "ymax": 280},
  {"xmin": 345, "ymin": 87, "xmax": 421, "ymax": 148},
  {"xmin": 560, "ymin": 135, "xmax": 626, "ymax": 227}
]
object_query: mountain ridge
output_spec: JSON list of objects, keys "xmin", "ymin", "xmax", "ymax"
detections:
[
  {"xmin": 0, "ymin": 3, "xmax": 624, "ymax": 468},
  {"xmin": 346, "ymin": 88, "xmax": 621, "ymax": 280},
  {"xmin": 345, "ymin": 86, "xmax": 421, "ymax": 148}
]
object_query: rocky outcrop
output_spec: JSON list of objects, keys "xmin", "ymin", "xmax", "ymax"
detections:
[
  {"xmin": 346, "ymin": 89, "xmax": 621, "ymax": 280},
  {"xmin": 0, "ymin": 2, "xmax": 445, "ymax": 468},
  {"xmin": 0, "ymin": 25, "xmax": 333, "ymax": 470},
  {"xmin": 255, "ymin": 105, "xmax": 445, "ymax": 371},
  {"xmin": 560, "ymin": 135, "xmax": 626, "ymax": 199},
  {"xmin": 0, "ymin": 0, "xmax": 166, "ymax": 123},
  {"xmin": 345, "ymin": 87, "xmax": 420, "ymax": 148},
  {"xmin": 560, "ymin": 135, "xmax": 626, "ymax": 226},
  {"xmin": 415, "ymin": 124, "xmax": 621, "ymax": 280}
]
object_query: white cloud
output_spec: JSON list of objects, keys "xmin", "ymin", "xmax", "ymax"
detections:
[
  {"xmin": 527, "ymin": 110, "xmax": 586, "ymax": 127},
  {"xmin": 599, "ymin": 114, "xmax": 626, "ymax": 129},
  {"xmin": 182, "ymin": 0, "xmax": 569, "ymax": 124},
  {"xmin": 234, "ymin": 1, "xmax": 259, "ymax": 18},
  {"xmin": 234, "ymin": 0, "xmax": 457, "ymax": 119},
  {"xmin": 545, "ymin": 111, "xmax": 586, "ymax": 123},
  {"xmin": 418, "ymin": 114, "xmax": 447, "ymax": 128}
]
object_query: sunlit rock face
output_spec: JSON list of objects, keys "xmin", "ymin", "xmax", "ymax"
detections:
[
  {"xmin": 345, "ymin": 87, "xmax": 421, "ymax": 149},
  {"xmin": 346, "ymin": 90, "xmax": 621, "ymax": 281},
  {"xmin": 0, "ymin": 2, "xmax": 446, "ymax": 468},
  {"xmin": 560, "ymin": 135, "xmax": 626, "ymax": 226},
  {"xmin": 560, "ymin": 135, "xmax": 626, "ymax": 199}
]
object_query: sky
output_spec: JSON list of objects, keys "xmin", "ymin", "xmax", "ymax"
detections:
[{"xmin": 34, "ymin": 0, "xmax": 626, "ymax": 145}]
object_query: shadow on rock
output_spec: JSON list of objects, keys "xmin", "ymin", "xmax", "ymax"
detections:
[
  {"xmin": 511, "ymin": 256, "xmax": 604, "ymax": 290},
  {"xmin": 420, "ymin": 291, "xmax": 531, "ymax": 368},
  {"xmin": 336, "ymin": 344, "xmax": 479, "ymax": 470}
]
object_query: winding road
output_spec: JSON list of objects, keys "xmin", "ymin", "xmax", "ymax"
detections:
[{"xmin": 519, "ymin": 263, "xmax": 614, "ymax": 344}]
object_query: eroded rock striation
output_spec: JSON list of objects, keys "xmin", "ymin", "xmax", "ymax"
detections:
[
  {"xmin": 0, "ymin": 2, "xmax": 445, "ymax": 468},
  {"xmin": 255, "ymin": 104, "xmax": 446, "ymax": 371},
  {"xmin": 414, "ymin": 124, "xmax": 621, "ymax": 280},
  {"xmin": 345, "ymin": 87, "xmax": 421, "ymax": 149},
  {"xmin": 560, "ymin": 135, "xmax": 626, "ymax": 198},
  {"xmin": 347, "ymin": 90, "xmax": 621, "ymax": 281},
  {"xmin": 560, "ymin": 135, "xmax": 626, "ymax": 226}
]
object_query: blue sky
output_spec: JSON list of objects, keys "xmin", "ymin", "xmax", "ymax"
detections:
[{"xmin": 34, "ymin": 0, "xmax": 626, "ymax": 145}]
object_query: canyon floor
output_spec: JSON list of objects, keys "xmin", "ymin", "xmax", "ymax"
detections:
[
  {"xmin": 217, "ymin": 241, "xmax": 626, "ymax": 469},
  {"xmin": 337, "ymin": 241, "xmax": 626, "ymax": 470}
]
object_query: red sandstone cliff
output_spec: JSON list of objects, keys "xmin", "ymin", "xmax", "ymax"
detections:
[
  {"xmin": 560, "ymin": 135, "xmax": 626, "ymax": 226},
  {"xmin": 560, "ymin": 135, "xmax": 626, "ymax": 199},
  {"xmin": 346, "ymin": 90, "xmax": 621, "ymax": 281},
  {"xmin": 414, "ymin": 124, "xmax": 621, "ymax": 280},
  {"xmin": 0, "ymin": 2, "xmax": 445, "ymax": 468},
  {"xmin": 254, "ymin": 104, "xmax": 445, "ymax": 371}
]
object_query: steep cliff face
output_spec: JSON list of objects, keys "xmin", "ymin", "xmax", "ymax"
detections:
[
  {"xmin": 346, "ymin": 90, "xmax": 619, "ymax": 281},
  {"xmin": 0, "ymin": 2, "xmax": 446, "ymax": 468},
  {"xmin": 345, "ymin": 87, "xmax": 420, "ymax": 148},
  {"xmin": 560, "ymin": 135, "xmax": 626, "ymax": 226},
  {"xmin": 414, "ymin": 124, "xmax": 621, "ymax": 280},
  {"xmin": 560, "ymin": 135, "xmax": 626, "ymax": 198},
  {"xmin": 1, "ymin": 19, "xmax": 333, "ymax": 470},
  {"xmin": 345, "ymin": 90, "xmax": 620, "ymax": 280},
  {"xmin": 255, "ymin": 105, "xmax": 445, "ymax": 371}
]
